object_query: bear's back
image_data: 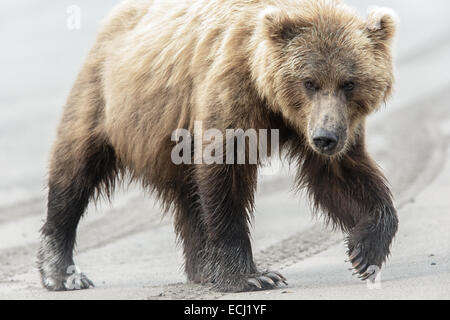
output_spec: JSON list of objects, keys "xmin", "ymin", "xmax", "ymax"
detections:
[{"xmin": 98, "ymin": 1, "xmax": 264, "ymax": 170}]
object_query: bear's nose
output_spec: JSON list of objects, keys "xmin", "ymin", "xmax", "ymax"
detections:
[{"xmin": 313, "ymin": 129, "xmax": 338, "ymax": 153}]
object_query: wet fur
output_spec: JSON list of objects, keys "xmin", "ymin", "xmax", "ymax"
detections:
[{"xmin": 38, "ymin": 0, "xmax": 398, "ymax": 292}]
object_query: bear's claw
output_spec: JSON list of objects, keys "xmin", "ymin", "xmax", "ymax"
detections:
[
  {"xmin": 246, "ymin": 271, "xmax": 288, "ymax": 291},
  {"xmin": 347, "ymin": 244, "xmax": 380, "ymax": 281},
  {"xmin": 63, "ymin": 272, "xmax": 95, "ymax": 291},
  {"xmin": 348, "ymin": 246, "xmax": 361, "ymax": 261},
  {"xmin": 359, "ymin": 270, "xmax": 376, "ymax": 281},
  {"xmin": 42, "ymin": 271, "xmax": 95, "ymax": 291},
  {"xmin": 72, "ymin": 273, "xmax": 95, "ymax": 290},
  {"xmin": 348, "ymin": 246, "xmax": 368, "ymax": 277}
]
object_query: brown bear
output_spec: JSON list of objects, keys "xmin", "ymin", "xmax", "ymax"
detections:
[{"xmin": 38, "ymin": 0, "xmax": 399, "ymax": 293}]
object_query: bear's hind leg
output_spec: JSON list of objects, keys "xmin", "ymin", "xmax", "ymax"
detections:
[{"xmin": 38, "ymin": 136, "xmax": 118, "ymax": 291}]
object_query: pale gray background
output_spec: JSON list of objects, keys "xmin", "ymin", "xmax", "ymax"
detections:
[{"xmin": 0, "ymin": 1, "xmax": 449, "ymax": 299}]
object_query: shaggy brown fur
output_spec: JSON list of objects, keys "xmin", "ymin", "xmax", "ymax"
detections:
[{"xmin": 38, "ymin": 0, "xmax": 398, "ymax": 292}]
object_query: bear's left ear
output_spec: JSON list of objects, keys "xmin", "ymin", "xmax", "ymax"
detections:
[
  {"xmin": 366, "ymin": 7, "xmax": 398, "ymax": 45},
  {"xmin": 259, "ymin": 6, "xmax": 310, "ymax": 45}
]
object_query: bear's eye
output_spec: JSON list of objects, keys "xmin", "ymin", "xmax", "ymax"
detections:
[
  {"xmin": 304, "ymin": 81, "xmax": 319, "ymax": 92},
  {"xmin": 342, "ymin": 81, "xmax": 356, "ymax": 92}
]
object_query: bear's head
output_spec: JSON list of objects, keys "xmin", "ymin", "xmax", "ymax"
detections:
[{"xmin": 252, "ymin": 1, "xmax": 397, "ymax": 157}]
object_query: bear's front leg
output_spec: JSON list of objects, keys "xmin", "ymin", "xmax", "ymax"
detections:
[
  {"xmin": 195, "ymin": 163, "xmax": 286, "ymax": 292},
  {"xmin": 302, "ymin": 140, "xmax": 399, "ymax": 280}
]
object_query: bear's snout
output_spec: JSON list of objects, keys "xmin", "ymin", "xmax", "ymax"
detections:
[
  {"xmin": 308, "ymin": 94, "xmax": 348, "ymax": 156},
  {"xmin": 312, "ymin": 129, "xmax": 339, "ymax": 154}
]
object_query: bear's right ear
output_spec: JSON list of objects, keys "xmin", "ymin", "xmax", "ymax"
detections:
[
  {"xmin": 366, "ymin": 7, "xmax": 398, "ymax": 46},
  {"xmin": 259, "ymin": 6, "xmax": 309, "ymax": 45}
]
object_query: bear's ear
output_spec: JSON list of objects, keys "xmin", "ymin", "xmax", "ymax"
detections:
[
  {"xmin": 259, "ymin": 6, "xmax": 309, "ymax": 45},
  {"xmin": 366, "ymin": 6, "xmax": 398, "ymax": 45}
]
